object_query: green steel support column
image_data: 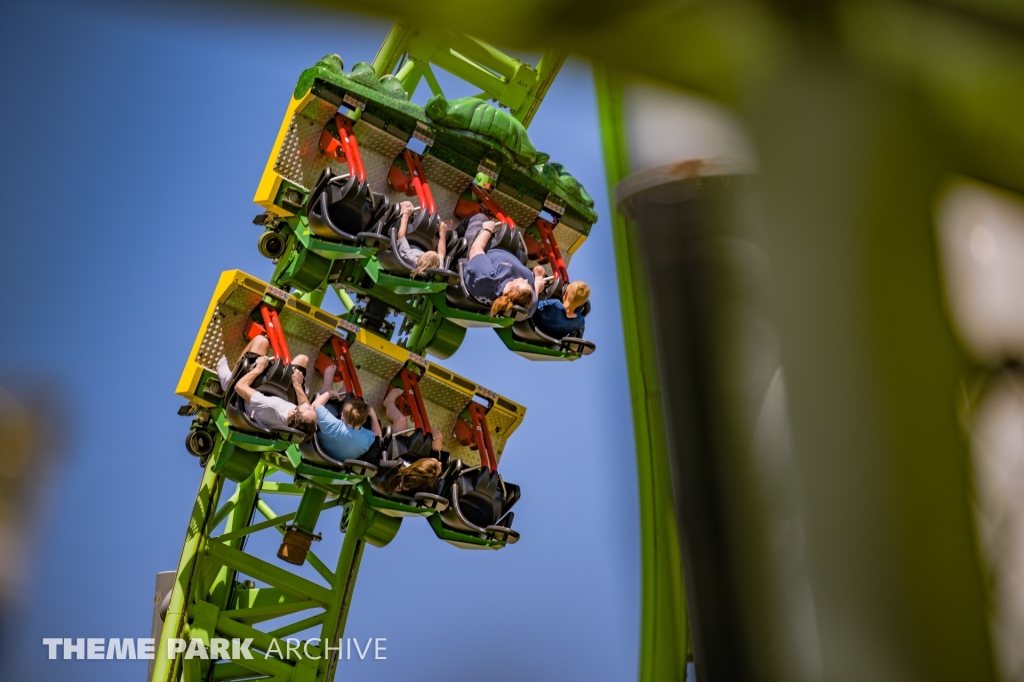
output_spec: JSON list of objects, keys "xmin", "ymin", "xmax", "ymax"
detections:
[
  {"xmin": 207, "ymin": 467, "xmax": 263, "ymax": 610},
  {"xmin": 299, "ymin": 289, "xmax": 325, "ymax": 308},
  {"xmin": 593, "ymin": 63, "xmax": 689, "ymax": 682},
  {"xmin": 373, "ymin": 21, "xmax": 565, "ymax": 126},
  {"xmin": 332, "ymin": 285, "xmax": 354, "ymax": 312},
  {"xmin": 318, "ymin": 495, "xmax": 368, "ymax": 680},
  {"xmin": 153, "ymin": 462, "xmax": 224, "ymax": 682},
  {"xmin": 293, "ymin": 485, "xmax": 328, "ymax": 534},
  {"xmin": 406, "ymin": 297, "xmax": 433, "ymax": 354},
  {"xmin": 396, "ymin": 59, "xmax": 424, "ymax": 97},
  {"xmin": 444, "ymin": 32, "xmax": 520, "ymax": 79},
  {"xmin": 371, "ymin": 21, "xmax": 412, "ymax": 77},
  {"xmin": 518, "ymin": 48, "xmax": 568, "ymax": 127}
]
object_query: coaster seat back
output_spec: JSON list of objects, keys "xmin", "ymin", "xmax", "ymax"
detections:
[
  {"xmin": 441, "ymin": 466, "xmax": 520, "ymax": 533},
  {"xmin": 404, "ymin": 209, "xmax": 440, "ymax": 252},
  {"xmin": 298, "ymin": 396, "xmax": 384, "ymax": 476},
  {"xmin": 445, "ymin": 260, "xmax": 527, "ymax": 320},
  {"xmin": 377, "ymin": 226, "xmax": 416, "ymax": 276},
  {"xmin": 488, "ymin": 225, "xmax": 528, "ymax": 266},
  {"xmin": 511, "ymin": 300, "xmax": 595, "ymax": 355},
  {"xmin": 387, "ymin": 428, "xmax": 435, "ymax": 461},
  {"xmin": 305, "ymin": 168, "xmax": 375, "ymax": 240},
  {"xmin": 250, "ymin": 358, "xmax": 298, "ymax": 402},
  {"xmin": 223, "ymin": 356, "xmax": 306, "ymax": 441}
]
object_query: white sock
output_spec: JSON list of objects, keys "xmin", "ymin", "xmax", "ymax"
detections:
[{"xmin": 216, "ymin": 356, "xmax": 232, "ymax": 391}]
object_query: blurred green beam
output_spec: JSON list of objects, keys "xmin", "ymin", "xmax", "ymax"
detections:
[
  {"xmin": 296, "ymin": 0, "xmax": 1024, "ymax": 193},
  {"xmin": 594, "ymin": 63, "xmax": 689, "ymax": 682}
]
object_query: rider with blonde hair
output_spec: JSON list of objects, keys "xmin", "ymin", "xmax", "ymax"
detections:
[
  {"xmin": 461, "ymin": 215, "xmax": 545, "ymax": 317},
  {"xmin": 395, "ymin": 201, "xmax": 448, "ymax": 278},
  {"xmin": 533, "ymin": 280, "xmax": 591, "ymax": 339}
]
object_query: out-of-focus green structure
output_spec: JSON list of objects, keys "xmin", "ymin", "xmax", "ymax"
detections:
[{"xmin": 274, "ymin": 1, "xmax": 1024, "ymax": 680}]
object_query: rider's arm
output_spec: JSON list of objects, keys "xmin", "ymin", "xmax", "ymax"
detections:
[
  {"xmin": 468, "ymin": 220, "xmax": 496, "ymax": 260},
  {"xmin": 533, "ymin": 265, "xmax": 547, "ymax": 300},
  {"xmin": 437, "ymin": 222, "xmax": 448, "ymax": 262},
  {"xmin": 292, "ymin": 370, "xmax": 310, "ymax": 407},
  {"xmin": 397, "ymin": 201, "xmax": 413, "ymax": 240},
  {"xmin": 233, "ymin": 356, "xmax": 269, "ymax": 402},
  {"xmin": 367, "ymin": 407, "xmax": 382, "ymax": 438}
]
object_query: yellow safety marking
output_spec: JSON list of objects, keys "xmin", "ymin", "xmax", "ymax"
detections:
[
  {"xmin": 565, "ymin": 232, "xmax": 587, "ymax": 255},
  {"xmin": 424, "ymin": 363, "xmax": 473, "ymax": 393},
  {"xmin": 253, "ymin": 89, "xmax": 317, "ymax": 217},
  {"xmin": 285, "ymin": 296, "xmax": 338, "ymax": 333},
  {"xmin": 354, "ymin": 328, "xmax": 409, "ymax": 364}
]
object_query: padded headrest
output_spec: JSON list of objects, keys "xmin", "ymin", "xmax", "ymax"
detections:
[
  {"xmin": 544, "ymin": 277, "xmax": 566, "ymax": 301},
  {"xmin": 406, "ymin": 210, "xmax": 438, "ymax": 252},
  {"xmin": 251, "ymin": 359, "xmax": 296, "ymax": 402},
  {"xmin": 306, "ymin": 167, "xmax": 335, "ymax": 211},
  {"xmin": 460, "ymin": 492, "xmax": 496, "ymax": 528}
]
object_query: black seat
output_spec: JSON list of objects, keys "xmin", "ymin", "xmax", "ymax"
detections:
[
  {"xmin": 541, "ymin": 275, "xmax": 566, "ymax": 302},
  {"xmin": 404, "ymin": 209, "xmax": 440, "ymax": 252},
  {"xmin": 440, "ymin": 465, "xmax": 520, "ymax": 540},
  {"xmin": 444, "ymin": 237, "xmax": 468, "ymax": 269},
  {"xmin": 376, "ymin": 226, "xmax": 412, "ymax": 275},
  {"xmin": 369, "ymin": 192, "xmax": 393, "ymax": 228},
  {"xmin": 444, "ymin": 260, "xmax": 528, "ymax": 320},
  {"xmin": 510, "ymin": 299, "xmax": 595, "ymax": 356},
  {"xmin": 297, "ymin": 396, "xmax": 383, "ymax": 477},
  {"xmin": 250, "ymin": 358, "xmax": 298, "ymax": 402},
  {"xmin": 222, "ymin": 356, "xmax": 307, "ymax": 441},
  {"xmin": 369, "ymin": 452, "xmax": 448, "ymax": 508},
  {"xmin": 306, "ymin": 168, "xmax": 376, "ymax": 241},
  {"xmin": 377, "ymin": 226, "xmax": 459, "ymax": 281},
  {"xmin": 355, "ymin": 422, "xmax": 451, "ymax": 509},
  {"xmin": 488, "ymin": 224, "xmax": 528, "ymax": 265},
  {"xmin": 387, "ymin": 428, "xmax": 435, "ymax": 461},
  {"xmin": 455, "ymin": 217, "xmax": 527, "ymax": 265}
]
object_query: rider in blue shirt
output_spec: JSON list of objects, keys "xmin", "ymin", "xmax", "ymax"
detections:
[
  {"xmin": 534, "ymin": 280, "xmax": 590, "ymax": 339},
  {"xmin": 461, "ymin": 215, "xmax": 545, "ymax": 317},
  {"xmin": 311, "ymin": 390, "xmax": 381, "ymax": 462}
]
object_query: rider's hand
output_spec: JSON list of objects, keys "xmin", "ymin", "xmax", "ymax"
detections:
[
  {"xmin": 399, "ymin": 201, "xmax": 414, "ymax": 217},
  {"xmin": 439, "ymin": 221, "xmax": 448, "ymax": 237},
  {"xmin": 291, "ymin": 370, "xmax": 305, "ymax": 386},
  {"xmin": 254, "ymin": 355, "xmax": 270, "ymax": 372},
  {"xmin": 533, "ymin": 265, "xmax": 546, "ymax": 278},
  {"xmin": 328, "ymin": 390, "xmax": 340, "ymax": 400}
]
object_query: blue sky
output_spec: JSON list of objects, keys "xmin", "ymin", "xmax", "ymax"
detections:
[{"xmin": 0, "ymin": 1, "xmax": 640, "ymax": 679}]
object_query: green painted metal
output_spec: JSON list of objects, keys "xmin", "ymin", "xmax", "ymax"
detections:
[
  {"xmin": 333, "ymin": 285, "xmax": 354, "ymax": 312},
  {"xmin": 593, "ymin": 63, "xmax": 690, "ymax": 682},
  {"xmin": 293, "ymin": 486, "xmax": 328, "ymax": 534},
  {"xmin": 423, "ymin": 313, "xmax": 467, "ymax": 360},
  {"xmin": 369, "ymin": 20, "xmax": 567, "ymax": 124},
  {"xmin": 493, "ymin": 326, "xmax": 586, "ymax": 361},
  {"xmin": 153, "ymin": 463, "xmax": 223, "ymax": 681},
  {"xmin": 156, "ymin": 425, "xmax": 510, "ymax": 680}
]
